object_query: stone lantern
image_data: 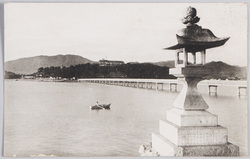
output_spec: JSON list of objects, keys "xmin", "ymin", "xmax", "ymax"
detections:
[{"xmin": 151, "ymin": 7, "xmax": 239, "ymax": 156}]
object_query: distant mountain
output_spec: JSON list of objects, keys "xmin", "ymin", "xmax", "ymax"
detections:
[
  {"xmin": 152, "ymin": 60, "xmax": 247, "ymax": 80},
  {"xmin": 5, "ymin": 54, "xmax": 247, "ymax": 80},
  {"xmin": 5, "ymin": 54, "xmax": 95, "ymax": 74},
  {"xmin": 152, "ymin": 60, "xmax": 175, "ymax": 68},
  {"xmin": 204, "ymin": 61, "xmax": 247, "ymax": 80}
]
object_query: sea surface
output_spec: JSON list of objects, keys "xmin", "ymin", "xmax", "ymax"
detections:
[{"xmin": 4, "ymin": 80, "xmax": 247, "ymax": 157}]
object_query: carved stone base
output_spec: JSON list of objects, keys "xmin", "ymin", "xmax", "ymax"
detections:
[
  {"xmin": 152, "ymin": 133, "xmax": 239, "ymax": 156},
  {"xmin": 167, "ymin": 108, "xmax": 218, "ymax": 126},
  {"xmin": 159, "ymin": 120, "xmax": 228, "ymax": 146}
]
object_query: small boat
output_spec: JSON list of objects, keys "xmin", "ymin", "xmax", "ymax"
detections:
[{"xmin": 89, "ymin": 103, "xmax": 111, "ymax": 110}]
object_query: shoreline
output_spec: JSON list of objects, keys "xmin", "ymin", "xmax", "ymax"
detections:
[{"xmin": 5, "ymin": 78, "xmax": 248, "ymax": 86}]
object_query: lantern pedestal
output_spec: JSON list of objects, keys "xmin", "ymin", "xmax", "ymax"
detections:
[
  {"xmin": 144, "ymin": 6, "xmax": 240, "ymax": 156},
  {"xmin": 151, "ymin": 67, "xmax": 239, "ymax": 156}
]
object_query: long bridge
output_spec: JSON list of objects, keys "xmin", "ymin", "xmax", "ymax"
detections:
[{"xmin": 78, "ymin": 78, "xmax": 247, "ymax": 96}]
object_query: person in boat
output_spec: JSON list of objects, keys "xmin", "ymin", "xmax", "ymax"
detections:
[
  {"xmin": 96, "ymin": 101, "xmax": 105, "ymax": 109},
  {"xmin": 96, "ymin": 101, "xmax": 104, "ymax": 109}
]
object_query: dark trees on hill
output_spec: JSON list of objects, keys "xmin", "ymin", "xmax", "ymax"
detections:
[
  {"xmin": 37, "ymin": 63, "xmax": 176, "ymax": 79},
  {"xmin": 4, "ymin": 71, "xmax": 22, "ymax": 79}
]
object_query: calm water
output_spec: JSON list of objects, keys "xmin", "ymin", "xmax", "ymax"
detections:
[{"xmin": 4, "ymin": 80, "xmax": 247, "ymax": 157}]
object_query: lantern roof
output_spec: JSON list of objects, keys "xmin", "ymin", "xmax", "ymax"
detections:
[{"xmin": 165, "ymin": 6, "xmax": 229, "ymax": 52}]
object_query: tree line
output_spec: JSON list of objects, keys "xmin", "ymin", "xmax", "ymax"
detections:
[{"xmin": 37, "ymin": 63, "xmax": 176, "ymax": 79}]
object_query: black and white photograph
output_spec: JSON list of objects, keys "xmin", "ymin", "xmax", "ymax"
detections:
[{"xmin": 3, "ymin": 2, "xmax": 248, "ymax": 157}]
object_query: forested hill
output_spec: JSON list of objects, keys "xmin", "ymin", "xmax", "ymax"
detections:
[
  {"xmin": 31, "ymin": 61, "xmax": 247, "ymax": 80},
  {"xmin": 4, "ymin": 53, "xmax": 247, "ymax": 80},
  {"xmin": 204, "ymin": 61, "xmax": 247, "ymax": 80},
  {"xmin": 5, "ymin": 54, "xmax": 94, "ymax": 74},
  {"xmin": 152, "ymin": 61, "xmax": 247, "ymax": 80},
  {"xmin": 35, "ymin": 63, "xmax": 175, "ymax": 79}
]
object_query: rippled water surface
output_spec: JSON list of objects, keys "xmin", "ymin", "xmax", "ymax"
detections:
[{"xmin": 4, "ymin": 80, "xmax": 247, "ymax": 157}]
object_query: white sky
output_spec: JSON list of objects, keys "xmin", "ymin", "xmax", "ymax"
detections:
[{"xmin": 4, "ymin": 3, "xmax": 247, "ymax": 66}]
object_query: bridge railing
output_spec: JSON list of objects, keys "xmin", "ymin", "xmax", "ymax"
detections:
[{"xmin": 78, "ymin": 78, "xmax": 247, "ymax": 97}]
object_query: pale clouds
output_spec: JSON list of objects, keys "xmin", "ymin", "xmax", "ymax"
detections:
[{"xmin": 4, "ymin": 3, "xmax": 247, "ymax": 66}]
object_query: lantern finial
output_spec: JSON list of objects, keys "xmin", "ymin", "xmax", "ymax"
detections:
[{"xmin": 182, "ymin": 6, "xmax": 200, "ymax": 25}]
